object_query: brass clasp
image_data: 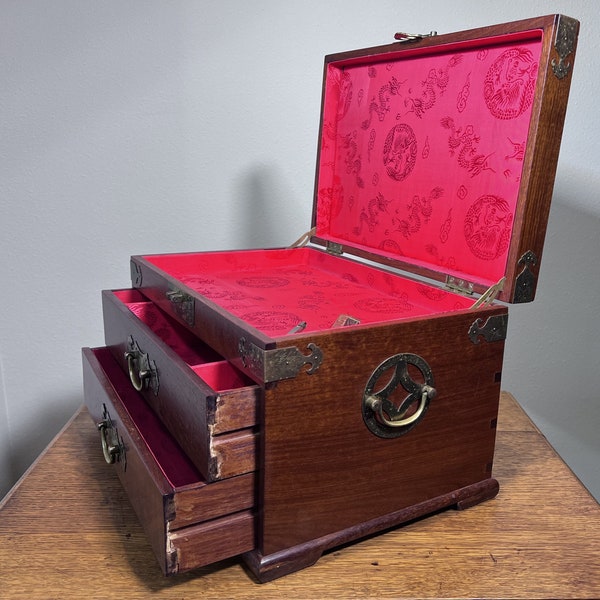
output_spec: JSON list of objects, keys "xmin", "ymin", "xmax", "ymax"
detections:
[{"xmin": 394, "ymin": 31, "xmax": 437, "ymax": 43}]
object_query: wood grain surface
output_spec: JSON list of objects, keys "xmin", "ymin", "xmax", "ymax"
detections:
[{"xmin": 1, "ymin": 392, "xmax": 598, "ymax": 599}]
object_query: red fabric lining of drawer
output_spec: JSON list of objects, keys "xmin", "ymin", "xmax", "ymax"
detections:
[{"xmin": 95, "ymin": 347, "xmax": 203, "ymax": 488}]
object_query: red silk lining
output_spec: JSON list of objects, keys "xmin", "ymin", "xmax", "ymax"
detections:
[
  {"xmin": 145, "ymin": 248, "xmax": 473, "ymax": 337},
  {"xmin": 316, "ymin": 31, "xmax": 543, "ymax": 287}
]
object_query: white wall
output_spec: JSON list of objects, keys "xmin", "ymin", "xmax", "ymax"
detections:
[
  {"xmin": 1, "ymin": 0, "xmax": 598, "ymax": 501},
  {"xmin": 0, "ymin": 354, "xmax": 11, "ymax": 496}
]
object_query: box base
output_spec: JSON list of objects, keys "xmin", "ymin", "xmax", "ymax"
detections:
[{"xmin": 243, "ymin": 477, "xmax": 499, "ymax": 583}]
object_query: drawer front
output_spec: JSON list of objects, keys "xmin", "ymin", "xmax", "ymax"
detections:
[
  {"xmin": 82, "ymin": 347, "xmax": 256, "ymax": 574},
  {"xmin": 102, "ymin": 289, "xmax": 259, "ymax": 481},
  {"xmin": 169, "ymin": 510, "xmax": 255, "ymax": 574}
]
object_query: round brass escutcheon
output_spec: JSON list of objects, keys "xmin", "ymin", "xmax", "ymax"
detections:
[{"xmin": 362, "ymin": 353, "xmax": 436, "ymax": 439}]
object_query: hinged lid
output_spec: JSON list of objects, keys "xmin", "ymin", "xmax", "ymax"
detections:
[{"xmin": 310, "ymin": 15, "xmax": 578, "ymax": 303}]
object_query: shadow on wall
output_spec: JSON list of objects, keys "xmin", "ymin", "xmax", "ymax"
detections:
[
  {"xmin": 0, "ymin": 357, "xmax": 13, "ymax": 500},
  {"xmin": 235, "ymin": 165, "xmax": 311, "ymax": 250},
  {"xmin": 502, "ymin": 196, "xmax": 600, "ymax": 501}
]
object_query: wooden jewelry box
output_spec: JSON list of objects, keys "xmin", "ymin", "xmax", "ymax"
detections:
[{"xmin": 82, "ymin": 14, "xmax": 578, "ymax": 582}]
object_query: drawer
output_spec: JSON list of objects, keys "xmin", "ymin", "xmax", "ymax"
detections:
[
  {"xmin": 82, "ymin": 346, "xmax": 256, "ymax": 575},
  {"xmin": 102, "ymin": 289, "xmax": 260, "ymax": 481}
]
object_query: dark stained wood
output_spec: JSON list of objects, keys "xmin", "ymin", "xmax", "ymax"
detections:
[
  {"xmin": 1, "ymin": 393, "xmax": 598, "ymax": 598},
  {"xmin": 82, "ymin": 347, "xmax": 256, "ymax": 575},
  {"xmin": 245, "ymin": 479, "xmax": 499, "ymax": 582},
  {"xmin": 259, "ymin": 306, "xmax": 506, "ymax": 560},
  {"xmin": 171, "ymin": 511, "xmax": 255, "ymax": 573},
  {"xmin": 211, "ymin": 431, "xmax": 258, "ymax": 480},
  {"xmin": 210, "ymin": 384, "xmax": 259, "ymax": 434},
  {"xmin": 503, "ymin": 15, "xmax": 579, "ymax": 303},
  {"xmin": 102, "ymin": 289, "xmax": 259, "ymax": 481}
]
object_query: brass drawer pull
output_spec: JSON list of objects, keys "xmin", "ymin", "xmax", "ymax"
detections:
[
  {"xmin": 125, "ymin": 350, "xmax": 150, "ymax": 391},
  {"xmin": 96, "ymin": 404, "xmax": 125, "ymax": 468},
  {"xmin": 97, "ymin": 420, "xmax": 121, "ymax": 464},
  {"xmin": 124, "ymin": 335, "xmax": 159, "ymax": 395}
]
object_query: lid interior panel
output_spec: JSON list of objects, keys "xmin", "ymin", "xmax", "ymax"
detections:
[{"xmin": 314, "ymin": 29, "xmax": 544, "ymax": 289}]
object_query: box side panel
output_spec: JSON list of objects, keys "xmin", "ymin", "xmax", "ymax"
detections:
[{"xmin": 260, "ymin": 307, "xmax": 506, "ymax": 555}]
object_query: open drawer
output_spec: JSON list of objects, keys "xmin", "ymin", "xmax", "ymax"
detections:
[
  {"xmin": 82, "ymin": 346, "xmax": 256, "ymax": 574},
  {"xmin": 102, "ymin": 289, "xmax": 260, "ymax": 481}
]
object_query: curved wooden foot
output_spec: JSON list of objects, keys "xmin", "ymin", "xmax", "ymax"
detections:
[
  {"xmin": 455, "ymin": 477, "xmax": 499, "ymax": 510},
  {"xmin": 245, "ymin": 478, "xmax": 500, "ymax": 582},
  {"xmin": 243, "ymin": 544, "xmax": 324, "ymax": 583}
]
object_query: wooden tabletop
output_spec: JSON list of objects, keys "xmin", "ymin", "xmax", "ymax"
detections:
[{"xmin": 1, "ymin": 392, "xmax": 598, "ymax": 599}]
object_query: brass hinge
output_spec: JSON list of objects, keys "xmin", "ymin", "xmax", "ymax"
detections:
[
  {"xmin": 326, "ymin": 241, "xmax": 343, "ymax": 256},
  {"xmin": 445, "ymin": 276, "xmax": 475, "ymax": 296}
]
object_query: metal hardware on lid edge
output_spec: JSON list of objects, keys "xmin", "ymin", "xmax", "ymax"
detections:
[
  {"xmin": 130, "ymin": 261, "xmax": 143, "ymax": 287},
  {"xmin": 326, "ymin": 241, "xmax": 343, "ymax": 256},
  {"xmin": 468, "ymin": 314, "xmax": 509, "ymax": 344},
  {"xmin": 238, "ymin": 337, "xmax": 323, "ymax": 383},
  {"xmin": 445, "ymin": 276, "xmax": 475, "ymax": 296},
  {"xmin": 166, "ymin": 288, "xmax": 195, "ymax": 327},
  {"xmin": 514, "ymin": 250, "xmax": 538, "ymax": 303},
  {"xmin": 552, "ymin": 15, "xmax": 577, "ymax": 80},
  {"xmin": 394, "ymin": 31, "xmax": 437, "ymax": 43}
]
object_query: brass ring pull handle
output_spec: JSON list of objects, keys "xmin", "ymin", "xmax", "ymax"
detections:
[
  {"xmin": 124, "ymin": 336, "xmax": 159, "ymax": 395},
  {"xmin": 362, "ymin": 353, "xmax": 436, "ymax": 439},
  {"xmin": 97, "ymin": 420, "xmax": 121, "ymax": 464},
  {"xmin": 96, "ymin": 405, "xmax": 125, "ymax": 468},
  {"xmin": 366, "ymin": 384, "xmax": 436, "ymax": 428},
  {"xmin": 125, "ymin": 351, "xmax": 150, "ymax": 391}
]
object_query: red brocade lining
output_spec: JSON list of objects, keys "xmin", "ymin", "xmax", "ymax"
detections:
[
  {"xmin": 144, "ymin": 248, "xmax": 473, "ymax": 338},
  {"xmin": 94, "ymin": 347, "xmax": 201, "ymax": 488},
  {"xmin": 114, "ymin": 291, "xmax": 254, "ymax": 391},
  {"xmin": 316, "ymin": 30, "xmax": 543, "ymax": 286},
  {"xmin": 143, "ymin": 31, "xmax": 545, "ymax": 339}
]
